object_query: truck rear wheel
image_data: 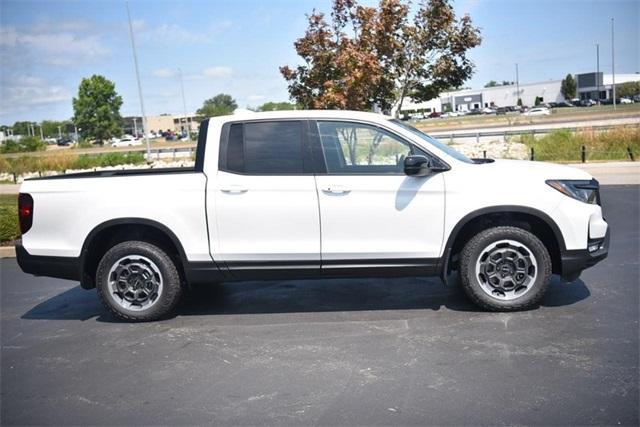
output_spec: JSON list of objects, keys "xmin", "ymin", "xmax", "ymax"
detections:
[
  {"xmin": 96, "ymin": 241, "xmax": 183, "ymax": 321},
  {"xmin": 459, "ymin": 226, "xmax": 551, "ymax": 311}
]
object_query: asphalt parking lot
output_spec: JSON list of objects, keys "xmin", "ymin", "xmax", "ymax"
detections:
[{"xmin": 1, "ymin": 185, "xmax": 638, "ymax": 425}]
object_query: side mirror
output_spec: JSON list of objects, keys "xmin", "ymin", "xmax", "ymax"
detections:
[{"xmin": 404, "ymin": 155, "xmax": 431, "ymax": 176}]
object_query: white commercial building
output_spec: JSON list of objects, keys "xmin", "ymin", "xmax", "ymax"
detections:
[{"xmin": 398, "ymin": 72, "xmax": 640, "ymax": 115}]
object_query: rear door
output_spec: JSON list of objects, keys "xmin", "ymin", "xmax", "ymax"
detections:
[
  {"xmin": 210, "ymin": 120, "xmax": 321, "ymax": 273},
  {"xmin": 311, "ymin": 120, "xmax": 446, "ymax": 269}
]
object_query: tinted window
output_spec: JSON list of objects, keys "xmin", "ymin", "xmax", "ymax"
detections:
[
  {"xmin": 226, "ymin": 123, "xmax": 244, "ymax": 172},
  {"xmin": 223, "ymin": 121, "xmax": 304, "ymax": 174}
]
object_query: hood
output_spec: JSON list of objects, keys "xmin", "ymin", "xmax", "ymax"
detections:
[{"xmin": 478, "ymin": 159, "xmax": 593, "ymax": 181}]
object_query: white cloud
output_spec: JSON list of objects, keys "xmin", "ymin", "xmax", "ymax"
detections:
[
  {"xmin": 0, "ymin": 25, "xmax": 108, "ymax": 66},
  {"xmin": 0, "ymin": 76, "xmax": 72, "ymax": 117},
  {"xmin": 152, "ymin": 68, "xmax": 177, "ymax": 78},
  {"xmin": 202, "ymin": 66, "xmax": 233, "ymax": 78},
  {"xmin": 150, "ymin": 23, "xmax": 213, "ymax": 44}
]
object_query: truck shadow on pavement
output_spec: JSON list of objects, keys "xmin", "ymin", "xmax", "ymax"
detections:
[{"xmin": 21, "ymin": 276, "xmax": 591, "ymax": 323}]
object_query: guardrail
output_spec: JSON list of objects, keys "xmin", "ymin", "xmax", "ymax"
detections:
[{"xmin": 429, "ymin": 124, "xmax": 637, "ymax": 140}]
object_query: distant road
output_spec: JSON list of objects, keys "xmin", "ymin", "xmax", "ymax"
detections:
[{"xmin": 428, "ymin": 116, "xmax": 639, "ymax": 137}]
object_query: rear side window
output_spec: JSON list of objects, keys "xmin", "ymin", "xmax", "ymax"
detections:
[{"xmin": 222, "ymin": 121, "xmax": 304, "ymax": 174}]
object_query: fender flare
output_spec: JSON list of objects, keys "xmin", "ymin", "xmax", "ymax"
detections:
[
  {"xmin": 439, "ymin": 205, "xmax": 567, "ymax": 281},
  {"xmin": 79, "ymin": 218, "xmax": 190, "ymax": 287}
]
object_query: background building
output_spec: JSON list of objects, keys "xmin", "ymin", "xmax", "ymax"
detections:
[
  {"xmin": 122, "ymin": 113, "xmax": 199, "ymax": 135},
  {"xmin": 399, "ymin": 72, "xmax": 640, "ymax": 115}
]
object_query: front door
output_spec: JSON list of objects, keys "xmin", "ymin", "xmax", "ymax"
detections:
[
  {"xmin": 312, "ymin": 120, "xmax": 445, "ymax": 270},
  {"xmin": 210, "ymin": 120, "xmax": 320, "ymax": 272}
]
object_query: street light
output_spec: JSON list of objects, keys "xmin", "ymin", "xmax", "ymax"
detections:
[
  {"xmin": 178, "ymin": 68, "xmax": 190, "ymax": 141},
  {"xmin": 515, "ymin": 63, "xmax": 520, "ymax": 106},
  {"xmin": 126, "ymin": 1, "xmax": 151, "ymax": 161},
  {"xmin": 611, "ymin": 18, "xmax": 616, "ymax": 110}
]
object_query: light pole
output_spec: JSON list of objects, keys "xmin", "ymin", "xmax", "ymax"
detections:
[
  {"xmin": 126, "ymin": 1, "xmax": 151, "ymax": 160},
  {"xmin": 133, "ymin": 117, "xmax": 138, "ymax": 137},
  {"xmin": 178, "ymin": 68, "xmax": 190, "ymax": 140},
  {"xmin": 58, "ymin": 126, "xmax": 62, "ymax": 138},
  {"xmin": 515, "ymin": 63, "xmax": 520, "ymax": 107},
  {"xmin": 611, "ymin": 18, "xmax": 616, "ymax": 110},
  {"xmin": 596, "ymin": 44, "xmax": 600, "ymax": 104},
  {"xmin": 39, "ymin": 124, "xmax": 44, "ymax": 140}
]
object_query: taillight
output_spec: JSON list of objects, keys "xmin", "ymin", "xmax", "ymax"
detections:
[{"xmin": 18, "ymin": 193, "xmax": 34, "ymax": 234}]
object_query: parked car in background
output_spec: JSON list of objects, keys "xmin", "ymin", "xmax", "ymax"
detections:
[
  {"xmin": 482, "ymin": 107, "xmax": 496, "ymax": 114},
  {"xmin": 111, "ymin": 135, "xmax": 142, "ymax": 147},
  {"xmin": 551, "ymin": 101, "xmax": 574, "ymax": 108},
  {"xmin": 467, "ymin": 108, "xmax": 482, "ymax": 115},
  {"xmin": 619, "ymin": 97, "xmax": 633, "ymax": 104},
  {"xmin": 427, "ymin": 112, "xmax": 442, "ymax": 119},
  {"xmin": 44, "ymin": 137, "xmax": 58, "ymax": 145},
  {"xmin": 440, "ymin": 112, "xmax": 459, "ymax": 118},
  {"xmin": 56, "ymin": 138, "xmax": 73, "ymax": 146},
  {"xmin": 523, "ymin": 107, "xmax": 551, "ymax": 116},
  {"xmin": 16, "ymin": 110, "xmax": 609, "ymax": 321},
  {"xmin": 579, "ymin": 99, "xmax": 597, "ymax": 107}
]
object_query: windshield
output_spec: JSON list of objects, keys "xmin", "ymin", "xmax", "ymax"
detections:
[{"xmin": 390, "ymin": 119, "xmax": 474, "ymax": 164}]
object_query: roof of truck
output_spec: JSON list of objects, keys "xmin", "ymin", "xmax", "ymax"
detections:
[{"xmin": 209, "ymin": 109, "xmax": 393, "ymax": 124}]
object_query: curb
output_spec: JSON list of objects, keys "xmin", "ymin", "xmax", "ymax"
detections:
[{"xmin": 0, "ymin": 246, "xmax": 16, "ymax": 259}]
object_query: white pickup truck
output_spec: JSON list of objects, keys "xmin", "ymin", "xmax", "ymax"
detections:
[{"xmin": 16, "ymin": 110, "xmax": 609, "ymax": 321}]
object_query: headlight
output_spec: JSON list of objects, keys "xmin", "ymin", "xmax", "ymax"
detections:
[{"xmin": 546, "ymin": 179, "xmax": 600, "ymax": 205}]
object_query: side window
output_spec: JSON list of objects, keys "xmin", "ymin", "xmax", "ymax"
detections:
[
  {"xmin": 317, "ymin": 121, "xmax": 414, "ymax": 174},
  {"xmin": 223, "ymin": 121, "xmax": 304, "ymax": 174}
]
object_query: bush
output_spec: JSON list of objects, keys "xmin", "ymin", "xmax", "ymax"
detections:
[
  {"xmin": 0, "ymin": 205, "xmax": 19, "ymax": 243},
  {"xmin": 1, "ymin": 151, "xmax": 147, "ymax": 181},
  {"xmin": 522, "ymin": 127, "xmax": 640, "ymax": 161},
  {"xmin": 0, "ymin": 137, "xmax": 47, "ymax": 154}
]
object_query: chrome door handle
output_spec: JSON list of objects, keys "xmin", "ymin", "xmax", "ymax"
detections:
[
  {"xmin": 322, "ymin": 185, "xmax": 350, "ymax": 194},
  {"xmin": 220, "ymin": 185, "xmax": 248, "ymax": 194}
]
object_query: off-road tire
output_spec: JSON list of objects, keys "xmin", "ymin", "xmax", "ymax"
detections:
[
  {"xmin": 459, "ymin": 226, "xmax": 551, "ymax": 311},
  {"xmin": 96, "ymin": 241, "xmax": 183, "ymax": 321}
]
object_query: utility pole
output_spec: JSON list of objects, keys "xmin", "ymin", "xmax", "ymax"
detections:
[
  {"xmin": 58, "ymin": 125, "xmax": 62, "ymax": 138},
  {"xmin": 611, "ymin": 18, "xmax": 616, "ymax": 110},
  {"xmin": 126, "ymin": 1, "xmax": 151, "ymax": 160},
  {"xmin": 596, "ymin": 44, "xmax": 600, "ymax": 104},
  {"xmin": 178, "ymin": 68, "xmax": 190, "ymax": 140},
  {"xmin": 515, "ymin": 63, "xmax": 520, "ymax": 107},
  {"xmin": 39, "ymin": 124, "xmax": 44, "ymax": 140},
  {"xmin": 133, "ymin": 117, "xmax": 138, "ymax": 137}
]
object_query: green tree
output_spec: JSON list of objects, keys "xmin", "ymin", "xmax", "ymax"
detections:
[
  {"xmin": 40, "ymin": 120, "xmax": 70, "ymax": 138},
  {"xmin": 560, "ymin": 74, "xmax": 577, "ymax": 100},
  {"xmin": 484, "ymin": 80, "xmax": 498, "ymax": 88},
  {"xmin": 280, "ymin": 0, "xmax": 481, "ymax": 114},
  {"xmin": 257, "ymin": 101, "xmax": 297, "ymax": 111},
  {"xmin": 72, "ymin": 75, "xmax": 123, "ymax": 143},
  {"xmin": 617, "ymin": 81, "xmax": 640, "ymax": 99},
  {"xmin": 196, "ymin": 94, "xmax": 237, "ymax": 118},
  {"xmin": 11, "ymin": 121, "xmax": 33, "ymax": 136}
]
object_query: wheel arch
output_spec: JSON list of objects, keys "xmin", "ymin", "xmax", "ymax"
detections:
[
  {"xmin": 441, "ymin": 205, "xmax": 566, "ymax": 278},
  {"xmin": 79, "ymin": 218, "xmax": 188, "ymax": 289}
]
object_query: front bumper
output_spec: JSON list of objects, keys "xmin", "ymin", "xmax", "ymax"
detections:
[
  {"xmin": 15, "ymin": 241, "xmax": 80, "ymax": 282},
  {"xmin": 560, "ymin": 227, "xmax": 610, "ymax": 281}
]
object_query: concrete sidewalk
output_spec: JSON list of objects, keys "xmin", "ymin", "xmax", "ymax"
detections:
[{"xmin": 567, "ymin": 161, "xmax": 640, "ymax": 185}]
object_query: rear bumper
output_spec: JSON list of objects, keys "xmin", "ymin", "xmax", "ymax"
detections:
[
  {"xmin": 15, "ymin": 241, "xmax": 80, "ymax": 282},
  {"xmin": 560, "ymin": 227, "xmax": 610, "ymax": 281}
]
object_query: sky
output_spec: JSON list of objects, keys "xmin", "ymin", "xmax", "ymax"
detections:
[{"xmin": 0, "ymin": 0, "xmax": 638, "ymax": 124}]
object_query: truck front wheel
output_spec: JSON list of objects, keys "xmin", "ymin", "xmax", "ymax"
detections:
[
  {"xmin": 459, "ymin": 226, "xmax": 552, "ymax": 311},
  {"xmin": 96, "ymin": 241, "xmax": 183, "ymax": 321}
]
